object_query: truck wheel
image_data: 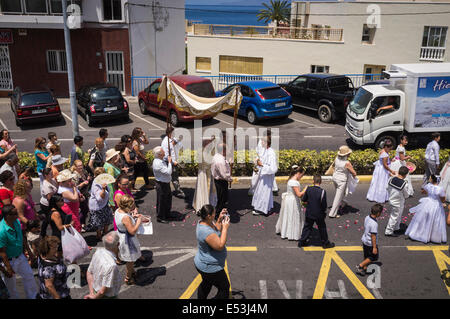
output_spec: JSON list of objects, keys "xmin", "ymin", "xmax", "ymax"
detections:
[
  {"xmin": 170, "ymin": 111, "xmax": 179, "ymax": 127},
  {"xmin": 374, "ymin": 135, "xmax": 397, "ymax": 150},
  {"xmin": 318, "ymin": 104, "xmax": 333, "ymax": 123},
  {"xmin": 139, "ymin": 100, "xmax": 148, "ymax": 115},
  {"xmin": 86, "ymin": 113, "xmax": 94, "ymax": 127},
  {"xmin": 247, "ymin": 110, "xmax": 257, "ymax": 124}
]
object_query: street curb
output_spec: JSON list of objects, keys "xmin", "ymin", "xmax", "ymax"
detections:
[{"xmin": 31, "ymin": 175, "xmax": 424, "ymax": 184}]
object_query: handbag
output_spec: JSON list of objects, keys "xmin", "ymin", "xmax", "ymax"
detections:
[
  {"xmin": 324, "ymin": 160, "xmax": 335, "ymax": 176},
  {"xmin": 137, "ymin": 221, "xmax": 153, "ymax": 235},
  {"xmin": 61, "ymin": 225, "xmax": 90, "ymax": 264}
]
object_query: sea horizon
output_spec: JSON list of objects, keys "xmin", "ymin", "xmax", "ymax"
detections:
[{"xmin": 185, "ymin": 4, "xmax": 267, "ymax": 26}]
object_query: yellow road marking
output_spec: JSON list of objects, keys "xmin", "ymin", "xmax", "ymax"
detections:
[
  {"xmin": 179, "ymin": 246, "xmax": 257, "ymax": 299},
  {"xmin": 408, "ymin": 246, "xmax": 450, "ymax": 295},
  {"xmin": 312, "ymin": 248, "xmax": 332, "ymax": 299},
  {"xmin": 304, "ymin": 246, "xmax": 363, "ymax": 252}
]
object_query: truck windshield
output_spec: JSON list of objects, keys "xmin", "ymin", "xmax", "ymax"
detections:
[{"xmin": 349, "ymin": 88, "xmax": 372, "ymax": 115}]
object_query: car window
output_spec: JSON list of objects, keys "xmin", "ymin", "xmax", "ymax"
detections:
[
  {"xmin": 240, "ymin": 85, "xmax": 252, "ymax": 97},
  {"xmin": 307, "ymin": 78, "xmax": 318, "ymax": 90},
  {"xmin": 372, "ymin": 95, "xmax": 400, "ymax": 118},
  {"xmin": 327, "ymin": 77, "xmax": 352, "ymax": 93},
  {"xmin": 291, "ymin": 77, "xmax": 307, "ymax": 88},
  {"xmin": 92, "ymin": 87, "xmax": 122, "ymax": 100},
  {"xmin": 258, "ymin": 87, "xmax": 289, "ymax": 99},
  {"xmin": 186, "ymin": 82, "xmax": 215, "ymax": 98},
  {"xmin": 149, "ymin": 82, "xmax": 160, "ymax": 94},
  {"xmin": 20, "ymin": 92, "xmax": 54, "ymax": 106},
  {"xmin": 223, "ymin": 84, "xmax": 238, "ymax": 94}
]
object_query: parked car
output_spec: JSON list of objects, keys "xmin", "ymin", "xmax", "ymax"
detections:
[
  {"xmin": 216, "ymin": 81, "xmax": 292, "ymax": 124},
  {"xmin": 9, "ymin": 87, "xmax": 63, "ymax": 127},
  {"xmin": 280, "ymin": 74, "xmax": 355, "ymax": 123},
  {"xmin": 138, "ymin": 75, "xmax": 215, "ymax": 127},
  {"xmin": 76, "ymin": 84, "xmax": 129, "ymax": 127}
]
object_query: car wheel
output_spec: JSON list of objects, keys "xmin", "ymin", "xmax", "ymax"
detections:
[
  {"xmin": 170, "ymin": 111, "xmax": 179, "ymax": 127},
  {"xmin": 318, "ymin": 104, "xmax": 333, "ymax": 123},
  {"xmin": 15, "ymin": 118, "xmax": 21, "ymax": 127},
  {"xmin": 139, "ymin": 100, "xmax": 148, "ymax": 115},
  {"xmin": 247, "ymin": 110, "xmax": 257, "ymax": 124},
  {"xmin": 124, "ymin": 114, "xmax": 130, "ymax": 123},
  {"xmin": 86, "ymin": 113, "xmax": 94, "ymax": 127},
  {"xmin": 374, "ymin": 135, "xmax": 397, "ymax": 150}
]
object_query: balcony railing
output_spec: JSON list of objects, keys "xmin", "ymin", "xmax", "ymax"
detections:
[
  {"xmin": 188, "ymin": 24, "xmax": 344, "ymax": 42},
  {"xmin": 420, "ymin": 47, "xmax": 446, "ymax": 61}
]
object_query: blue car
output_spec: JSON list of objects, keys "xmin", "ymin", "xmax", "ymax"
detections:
[{"xmin": 216, "ymin": 81, "xmax": 293, "ymax": 124}]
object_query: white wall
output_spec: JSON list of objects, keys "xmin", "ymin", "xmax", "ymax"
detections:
[{"xmin": 187, "ymin": 1, "xmax": 450, "ymax": 76}]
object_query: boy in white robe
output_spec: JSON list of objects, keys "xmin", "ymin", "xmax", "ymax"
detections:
[
  {"xmin": 251, "ymin": 137, "xmax": 278, "ymax": 216},
  {"xmin": 248, "ymin": 138, "xmax": 278, "ymax": 196}
]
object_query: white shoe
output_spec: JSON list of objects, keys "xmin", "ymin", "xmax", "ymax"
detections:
[{"xmin": 252, "ymin": 210, "xmax": 262, "ymax": 216}]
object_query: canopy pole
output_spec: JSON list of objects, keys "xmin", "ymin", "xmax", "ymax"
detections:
[
  {"xmin": 230, "ymin": 86, "xmax": 239, "ymax": 188},
  {"xmin": 164, "ymin": 74, "xmax": 171, "ymax": 157}
]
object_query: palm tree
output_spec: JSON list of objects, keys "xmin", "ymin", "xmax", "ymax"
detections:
[{"xmin": 256, "ymin": 0, "xmax": 290, "ymax": 27}]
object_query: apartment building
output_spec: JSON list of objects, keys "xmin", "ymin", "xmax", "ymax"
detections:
[
  {"xmin": 0, "ymin": 0, "xmax": 185, "ymax": 97},
  {"xmin": 187, "ymin": 0, "xmax": 450, "ymax": 80}
]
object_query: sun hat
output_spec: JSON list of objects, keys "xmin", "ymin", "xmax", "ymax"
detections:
[
  {"xmin": 56, "ymin": 169, "xmax": 77, "ymax": 183},
  {"xmin": 337, "ymin": 145, "xmax": 352, "ymax": 157},
  {"xmin": 52, "ymin": 154, "xmax": 68, "ymax": 166},
  {"xmin": 105, "ymin": 149, "xmax": 120, "ymax": 162}
]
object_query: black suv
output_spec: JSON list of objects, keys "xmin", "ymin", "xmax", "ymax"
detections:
[
  {"xmin": 76, "ymin": 84, "xmax": 129, "ymax": 127},
  {"xmin": 280, "ymin": 74, "xmax": 355, "ymax": 123},
  {"xmin": 9, "ymin": 87, "xmax": 63, "ymax": 127}
]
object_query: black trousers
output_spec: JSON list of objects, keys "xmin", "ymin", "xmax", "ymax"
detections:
[
  {"xmin": 300, "ymin": 217, "xmax": 329, "ymax": 244},
  {"xmin": 156, "ymin": 181, "xmax": 172, "ymax": 220},
  {"xmin": 195, "ymin": 267, "xmax": 230, "ymax": 299},
  {"xmin": 214, "ymin": 179, "xmax": 229, "ymax": 218},
  {"xmin": 134, "ymin": 162, "xmax": 150, "ymax": 185},
  {"xmin": 39, "ymin": 204, "xmax": 50, "ymax": 238}
]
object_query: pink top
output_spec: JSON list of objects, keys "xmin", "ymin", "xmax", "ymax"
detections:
[
  {"xmin": 21, "ymin": 196, "xmax": 37, "ymax": 230},
  {"xmin": 114, "ymin": 188, "xmax": 134, "ymax": 210}
]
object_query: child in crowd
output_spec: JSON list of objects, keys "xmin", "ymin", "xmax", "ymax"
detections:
[
  {"xmin": 356, "ymin": 203, "xmax": 383, "ymax": 276},
  {"xmin": 26, "ymin": 220, "xmax": 41, "ymax": 268},
  {"xmin": 385, "ymin": 166, "xmax": 410, "ymax": 237}
]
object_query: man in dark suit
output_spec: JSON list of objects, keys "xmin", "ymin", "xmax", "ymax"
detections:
[{"xmin": 298, "ymin": 175, "xmax": 335, "ymax": 249}]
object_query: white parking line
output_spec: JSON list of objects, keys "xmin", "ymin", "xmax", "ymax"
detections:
[
  {"xmin": 304, "ymin": 135, "xmax": 333, "ymax": 138},
  {"xmin": 129, "ymin": 112, "xmax": 165, "ymax": 130},
  {"xmin": 61, "ymin": 112, "xmax": 87, "ymax": 131},
  {"xmin": 214, "ymin": 115, "xmax": 234, "ymax": 126},
  {"xmin": 0, "ymin": 118, "xmax": 8, "ymax": 130}
]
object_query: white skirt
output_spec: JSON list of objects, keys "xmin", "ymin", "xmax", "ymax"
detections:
[
  {"xmin": 275, "ymin": 193, "xmax": 304, "ymax": 240},
  {"xmin": 367, "ymin": 161, "xmax": 390, "ymax": 203}
]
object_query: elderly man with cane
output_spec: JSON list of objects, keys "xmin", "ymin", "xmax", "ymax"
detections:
[{"xmin": 152, "ymin": 146, "xmax": 173, "ymax": 224}]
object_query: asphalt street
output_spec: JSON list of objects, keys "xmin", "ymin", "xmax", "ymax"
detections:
[{"xmin": 14, "ymin": 179, "xmax": 450, "ymax": 300}]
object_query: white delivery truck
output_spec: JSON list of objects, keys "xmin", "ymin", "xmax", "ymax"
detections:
[{"xmin": 346, "ymin": 63, "xmax": 450, "ymax": 149}]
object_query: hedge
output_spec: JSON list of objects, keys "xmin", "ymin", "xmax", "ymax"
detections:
[{"xmin": 17, "ymin": 148, "xmax": 450, "ymax": 177}]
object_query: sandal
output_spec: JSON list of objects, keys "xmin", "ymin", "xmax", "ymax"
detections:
[
  {"xmin": 125, "ymin": 272, "xmax": 137, "ymax": 285},
  {"xmin": 116, "ymin": 259, "xmax": 126, "ymax": 265}
]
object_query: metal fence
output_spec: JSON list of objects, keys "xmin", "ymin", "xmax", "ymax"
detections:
[{"xmin": 131, "ymin": 73, "xmax": 384, "ymax": 96}]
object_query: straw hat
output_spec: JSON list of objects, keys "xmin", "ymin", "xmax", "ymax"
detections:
[
  {"xmin": 105, "ymin": 149, "xmax": 120, "ymax": 162},
  {"xmin": 52, "ymin": 154, "xmax": 68, "ymax": 166},
  {"xmin": 337, "ymin": 145, "xmax": 352, "ymax": 157},
  {"xmin": 56, "ymin": 169, "xmax": 77, "ymax": 183}
]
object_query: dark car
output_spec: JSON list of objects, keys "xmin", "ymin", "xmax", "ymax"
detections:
[
  {"xmin": 76, "ymin": 84, "xmax": 129, "ymax": 127},
  {"xmin": 280, "ymin": 74, "xmax": 355, "ymax": 123},
  {"xmin": 138, "ymin": 75, "xmax": 215, "ymax": 127},
  {"xmin": 216, "ymin": 80, "xmax": 292, "ymax": 124},
  {"xmin": 9, "ymin": 87, "xmax": 63, "ymax": 127}
]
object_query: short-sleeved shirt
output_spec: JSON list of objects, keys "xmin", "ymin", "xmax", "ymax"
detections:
[
  {"xmin": 40, "ymin": 180, "xmax": 58, "ymax": 207},
  {"xmin": 38, "ymin": 257, "xmax": 70, "ymax": 299},
  {"xmin": 0, "ymin": 218, "xmax": 23, "ymax": 259},
  {"xmin": 0, "ymin": 188, "xmax": 13, "ymax": 215},
  {"xmin": 361, "ymin": 215, "xmax": 378, "ymax": 247},
  {"xmin": 35, "ymin": 149, "xmax": 49, "ymax": 173},
  {"xmin": 87, "ymin": 248, "xmax": 122, "ymax": 298},
  {"xmin": 70, "ymin": 145, "xmax": 85, "ymax": 166},
  {"xmin": 194, "ymin": 222, "xmax": 227, "ymax": 273}
]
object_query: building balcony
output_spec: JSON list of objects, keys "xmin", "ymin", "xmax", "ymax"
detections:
[
  {"xmin": 187, "ymin": 24, "xmax": 344, "ymax": 42},
  {"xmin": 420, "ymin": 46, "xmax": 446, "ymax": 62}
]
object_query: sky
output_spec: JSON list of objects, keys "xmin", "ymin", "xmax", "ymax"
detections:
[{"xmin": 185, "ymin": 0, "xmax": 334, "ymax": 5}]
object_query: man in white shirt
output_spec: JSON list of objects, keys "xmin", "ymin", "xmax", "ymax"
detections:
[
  {"xmin": 84, "ymin": 232, "xmax": 123, "ymax": 299},
  {"xmin": 251, "ymin": 137, "xmax": 278, "ymax": 216},
  {"xmin": 0, "ymin": 154, "xmax": 18, "ymax": 186},
  {"xmin": 424, "ymin": 132, "xmax": 440, "ymax": 186},
  {"xmin": 152, "ymin": 146, "xmax": 172, "ymax": 223},
  {"xmin": 161, "ymin": 127, "xmax": 185, "ymax": 199},
  {"xmin": 211, "ymin": 143, "xmax": 232, "ymax": 219}
]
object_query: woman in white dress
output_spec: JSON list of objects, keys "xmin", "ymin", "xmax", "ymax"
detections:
[
  {"xmin": 367, "ymin": 139, "xmax": 395, "ymax": 203},
  {"xmin": 329, "ymin": 146, "xmax": 357, "ymax": 218},
  {"xmin": 439, "ymin": 156, "xmax": 450, "ymax": 203},
  {"xmin": 115, "ymin": 194, "xmax": 146, "ymax": 285},
  {"xmin": 406, "ymin": 175, "xmax": 447, "ymax": 244},
  {"xmin": 390, "ymin": 135, "xmax": 414, "ymax": 197},
  {"xmin": 193, "ymin": 137, "xmax": 217, "ymax": 212},
  {"xmin": 275, "ymin": 166, "xmax": 307, "ymax": 240}
]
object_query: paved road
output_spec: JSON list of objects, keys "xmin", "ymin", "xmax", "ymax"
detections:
[
  {"xmin": 0, "ymin": 97, "xmax": 356, "ymax": 154},
  {"xmin": 13, "ymin": 179, "xmax": 450, "ymax": 300}
]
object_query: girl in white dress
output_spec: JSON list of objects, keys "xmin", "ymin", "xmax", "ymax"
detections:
[
  {"xmin": 193, "ymin": 137, "xmax": 217, "ymax": 212},
  {"xmin": 115, "ymin": 194, "xmax": 147, "ymax": 285},
  {"xmin": 390, "ymin": 135, "xmax": 414, "ymax": 197},
  {"xmin": 439, "ymin": 156, "xmax": 450, "ymax": 203},
  {"xmin": 367, "ymin": 139, "xmax": 395, "ymax": 203},
  {"xmin": 275, "ymin": 166, "xmax": 307, "ymax": 240},
  {"xmin": 406, "ymin": 175, "xmax": 447, "ymax": 244}
]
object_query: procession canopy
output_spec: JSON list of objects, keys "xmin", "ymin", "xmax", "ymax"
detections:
[{"xmin": 157, "ymin": 76, "xmax": 243, "ymax": 117}]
